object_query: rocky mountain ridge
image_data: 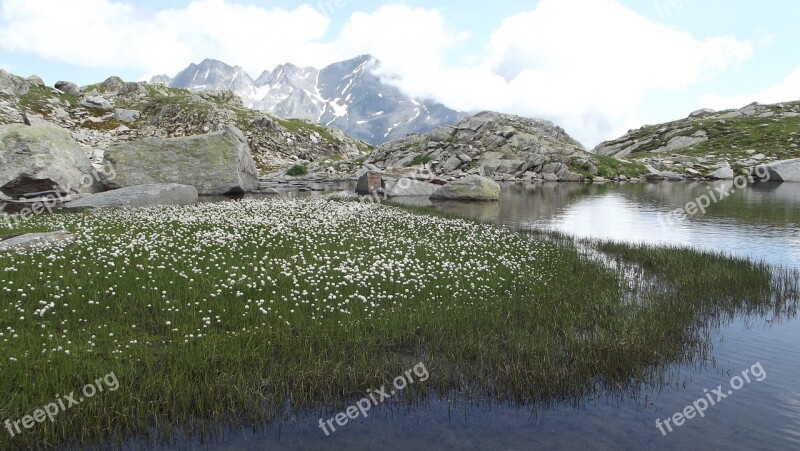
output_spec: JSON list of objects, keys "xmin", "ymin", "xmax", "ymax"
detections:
[
  {"xmin": 154, "ymin": 55, "xmax": 464, "ymax": 145},
  {"xmin": 594, "ymin": 100, "xmax": 800, "ymax": 179},
  {"xmin": 365, "ymin": 111, "xmax": 648, "ymax": 183}
]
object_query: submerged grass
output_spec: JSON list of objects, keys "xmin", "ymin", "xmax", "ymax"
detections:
[{"xmin": 0, "ymin": 197, "xmax": 797, "ymax": 449}]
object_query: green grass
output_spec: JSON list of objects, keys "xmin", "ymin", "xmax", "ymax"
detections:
[
  {"xmin": 273, "ymin": 117, "xmax": 340, "ymax": 145},
  {"xmin": 409, "ymin": 154, "xmax": 432, "ymax": 167},
  {"xmin": 617, "ymin": 105, "xmax": 800, "ymax": 162},
  {"xmin": 593, "ymin": 155, "xmax": 649, "ymax": 177},
  {"xmin": 286, "ymin": 164, "xmax": 309, "ymax": 177},
  {"xmin": 0, "ymin": 198, "xmax": 796, "ymax": 448},
  {"xmin": 14, "ymin": 85, "xmax": 80, "ymax": 118}
]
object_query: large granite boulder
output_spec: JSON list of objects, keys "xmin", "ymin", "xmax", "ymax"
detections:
[
  {"xmin": 54, "ymin": 81, "xmax": 80, "ymax": 95},
  {"xmin": 0, "ymin": 123, "xmax": 103, "ymax": 198},
  {"xmin": 79, "ymin": 95, "xmax": 113, "ymax": 110},
  {"xmin": 63, "ymin": 184, "xmax": 198, "ymax": 210},
  {"xmin": 708, "ymin": 162, "xmax": 735, "ymax": 180},
  {"xmin": 431, "ymin": 175, "xmax": 501, "ymax": 201},
  {"xmin": 761, "ymin": 158, "xmax": 800, "ymax": 182},
  {"xmin": 0, "ymin": 70, "xmax": 31, "ymax": 96},
  {"xmin": 384, "ymin": 178, "xmax": 439, "ymax": 197},
  {"xmin": 355, "ymin": 171, "xmax": 383, "ymax": 194},
  {"xmin": 105, "ymin": 125, "xmax": 258, "ymax": 195}
]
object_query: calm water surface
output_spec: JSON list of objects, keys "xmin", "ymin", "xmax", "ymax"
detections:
[{"xmin": 157, "ymin": 181, "xmax": 800, "ymax": 450}]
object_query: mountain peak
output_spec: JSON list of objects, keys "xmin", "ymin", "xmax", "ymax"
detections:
[{"xmin": 157, "ymin": 56, "xmax": 463, "ymax": 145}]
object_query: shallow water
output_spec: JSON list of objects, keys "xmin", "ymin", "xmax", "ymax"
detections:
[{"xmin": 148, "ymin": 181, "xmax": 800, "ymax": 450}]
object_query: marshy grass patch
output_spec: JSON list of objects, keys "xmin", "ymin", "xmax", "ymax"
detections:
[{"xmin": 0, "ymin": 197, "xmax": 797, "ymax": 448}]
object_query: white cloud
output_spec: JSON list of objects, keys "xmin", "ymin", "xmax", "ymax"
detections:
[
  {"xmin": 334, "ymin": 5, "xmax": 468, "ymax": 76},
  {"xmin": 700, "ymin": 66, "xmax": 800, "ymax": 110},
  {"xmin": 0, "ymin": 0, "xmax": 333, "ymax": 77},
  {"xmin": 0, "ymin": 0, "xmax": 754, "ymax": 147},
  {"xmin": 344, "ymin": 0, "xmax": 753, "ymax": 147}
]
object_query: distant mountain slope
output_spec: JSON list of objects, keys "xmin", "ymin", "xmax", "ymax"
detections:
[
  {"xmin": 153, "ymin": 55, "xmax": 464, "ymax": 145},
  {"xmin": 593, "ymin": 101, "xmax": 800, "ymax": 176},
  {"xmin": 367, "ymin": 111, "xmax": 647, "ymax": 182}
]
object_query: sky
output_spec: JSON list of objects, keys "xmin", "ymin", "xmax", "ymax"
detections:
[{"xmin": 1, "ymin": 0, "xmax": 798, "ymax": 147}]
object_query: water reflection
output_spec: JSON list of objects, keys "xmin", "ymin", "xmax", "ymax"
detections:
[
  {"xmin": 415, "ymin": 182, "xmax": 800, "ymax": 270},
  {"xmin": 130, "ymin": 181, "xmax": 800, "ymax": 450}
]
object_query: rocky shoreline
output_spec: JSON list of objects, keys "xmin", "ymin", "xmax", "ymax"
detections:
[{"xmin": 3, "ymin": 69, "xmax": 800, "ymax": 217}]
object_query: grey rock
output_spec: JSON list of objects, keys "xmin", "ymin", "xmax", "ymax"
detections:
[
  {"xmin": 496, "ymin": 126, "xmax": 516, "ymax": 139},
  {"xmin": 25, "ymin": 75, "xmax": 46, "ymax": 87},
  {"xmin": 689, "ymin": 108, "xmax": 715, "ymax": 118},
  {"xmin": 101, "ymin": 76, "xmax": 125, "ymax": 95},
  {"xmin": 560, "ymin": 171, "xmax": 585, "ymax": 182},
  {"xmin": 253, "ymin": 117, "xmax": 274, "ymax": 129},
  {"xmin": 441, "ymin": 155, "xmax": 464, "ymax": 173},
  {"xmin": 113, "ymin": 109, "xmax": 141, "ymax": 123},
  {"xmin": 80, "ymin": 95, "xmax": 113, "ymax": 110},
  {"xmin": 431, "ymin": 175, "xmax": 501, "ymax": 201},
  {"xmin": 496, "ymin": 159, "xmax": 525, "ymax": 174},
  {"xmin": 761, "ymin": 158, "xmax": 800, "ymax": 182},
  {"xmin": 355, "ymin": 171, "xmax": 383, "ymax": 194},
  {"xmin": 428, "ymin": 127, "xmax": 454, "ymax": 143},
  {"xmin": 665, "ymin": 133, "xmax": 708, "ymax": 151},
  {"xmin": 0, "ymin": 70, "xmax": 31, "ymax": 96},
  {"xmin": 54, "ymin": 81, "xmax": 80, "ymax": 95},
  {"xmin": 708, "ymin": 165, "xmax": 734, "ymax": 180},
  {"xmin": 0, "ymin": 123, "xmax": 103, "ymax": 198},
  {"xmin": 384, "ymin": 178, "xmax": 438, "ymax": 197},
  {"xmin": 105, "ymin": 125, "xmax": 258, "ymax": 195},
  {"xmin": 0, "ymin": 231, "xmax": 75, "ymax": 252},
  {"xmin": 63, "ymin": 184, "xmax": 198, "ymax": 210}
]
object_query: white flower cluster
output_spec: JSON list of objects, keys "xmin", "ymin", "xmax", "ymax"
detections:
[{"xmin": 0, "ymin": 197, "xmax": 560, "ymax": 362}]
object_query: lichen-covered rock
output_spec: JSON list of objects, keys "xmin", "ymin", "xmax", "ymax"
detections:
[
  {"xmin": 431, "ymin": 175, "xmax": 501, "ymax": 201},
  {"xmin": 384, "ymin": 178, "xmax": 439, "ymax": 197},
  {"xmin": 762, "ymin": 158, "xmax": 800, "ymax": 182},
  {"xmin": 0, "ymin": 123, "xmax": 102, "ymax": 198},
  {"xmin": 0, "ymin": 70, "xmax": 31, "ymax": 96},
  {"xmin": 105, "ymin": 125, "xmax": 258, "ymax": 195}
]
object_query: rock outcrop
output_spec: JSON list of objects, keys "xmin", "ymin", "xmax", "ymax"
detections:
[
  {"xmin": 355, "ymin": 168, "xmax": 443, "ymax": 198},
  {"xmin": 593, "ymin": 100, "xmax": 800, "ymax": 179},
  {"xmin": 104, "ymin": 125, "xmax": 258, "ymax": 195},
  {"xmin": 0, "ymin": 70, "xmax": 32, "ymax": 96},
  {"xmin": 366, "ymin": 111, "xmax": 637, "ymax": 182},
  {"xmin": 63, "ymin": 184, "xmax": 199, "ymax": 210},
  {"xmin": 431, "ymin": 175, "xmax": 501, "ymax": 201},
  {"xmin": 759, "ymin": 158, "xmax": 800, "ymax": 182},
  {"xmin": 0, "ymin": 123, "xmax": 103, "ymax": 198}
]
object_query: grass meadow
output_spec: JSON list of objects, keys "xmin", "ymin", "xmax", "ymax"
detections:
[{"xmin": 0, "ymin": 197, "xmax": 797, "ymax": 449}]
